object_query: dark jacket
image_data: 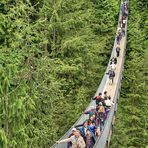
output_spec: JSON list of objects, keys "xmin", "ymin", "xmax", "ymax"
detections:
[
  {"xmin": 106, "ymin": 70, "xmax": 115, "ymax": 78},
  {"xmin": 92, "ymin": 96, "xmax": 103, "ymax": 105}
]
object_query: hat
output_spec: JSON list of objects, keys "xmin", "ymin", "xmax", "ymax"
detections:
[
  {"xmin": 72, "ymin": 128, "xmax": 77, "ymax": 132},
  {"xmin": 99, "ymin": 102, "xmax": 103, "ymax": 106}
]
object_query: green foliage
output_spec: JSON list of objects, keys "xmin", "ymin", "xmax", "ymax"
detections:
[
  {"xmin": 0, "ymin": 129, "xmax": 7, "ymax": 148},
  {"xmin": 110, "ymin": 0, "xmax": 148, "ymax": 147},
  {"xmin": 0, "ymin": 0, "xmax": 120, "ymax": 147}
]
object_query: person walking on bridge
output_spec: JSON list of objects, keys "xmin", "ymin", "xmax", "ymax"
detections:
[
  {"xmin": 86, "ymin": 129, "xmax": 95, "ymax": 148},
  {"xmin": 110, "ymin": 57, "xmax": 117, "ymax": 65},
  {"xmin": 116, "ymin": 46, "xmax": 121, "ymax": 57},
  {"xmin": 104, "ymin": 96, "xmax": 114, "ymax": 118},
  {"xmin": 56, "ymin": 130, "xmax": 86, "ymax": 148},
  {"xmin": 67, "ymin": 128, "xmax": 77, "ymax": 148},
  {"xmin": 121, "ymin": 15, "xmax": 126, "ymax": 28},
  {"xmin": 116, "ymin": 35, "xmax": 121, "ymax": 45},
  {"xmin": 98, "ymin": 105, "xmax": 106, "ymax": 132},
  {"xmin": 83, "ymin": 106, "xmax": 98, "ymax": 120},
  {"xmin": 110, "ymin": 62, "xmax": 116, "ymax": 71},
  {"xmin": 92, "ymin": 93, "xmax": 103, "ymax": 106},
  {"xmin": 106, "ymin": 69, "xmax": 115, "ymax": 85}
]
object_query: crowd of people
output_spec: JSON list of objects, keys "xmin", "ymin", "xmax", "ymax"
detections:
[
  {"xmin": 56, "ymin": 1, "xmax": 128, "ymax": 148},
  {"xmin": 57, "ymin": 91, "xmax": 114, "ymax": 148},
  {"xmin": 106, "ymin": 0, "xmax": 128, "ymax": 85}
]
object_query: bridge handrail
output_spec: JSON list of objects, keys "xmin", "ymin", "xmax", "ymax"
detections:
[{"xmin": 93, "ymin": 1, "xmax": 128, "ymax": 147}]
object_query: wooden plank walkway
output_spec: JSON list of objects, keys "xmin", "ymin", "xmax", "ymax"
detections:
[{"xmin": 102, "ymin": 35, "xmax": 126, "ymax": 101}]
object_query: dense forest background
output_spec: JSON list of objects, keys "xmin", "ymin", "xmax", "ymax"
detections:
[
  {"xmin": 0, "ymin": 0, "xmax": 147, "ymax": 148},
  {"xmin": 0, "ymin": 0, "xmax": 120, "ymax": 147},
  {"xmin": 110, "ymin": 0, "xmax": 148, "ymax": 147}
]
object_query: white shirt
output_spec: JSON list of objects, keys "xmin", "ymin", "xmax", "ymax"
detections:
[
  {"xmin": 58, "ymin": 135, "xmax": 86, "ymax": 148},
  {"xmin": 110, "ymin": 64, "xmax": 116, "ymax": 70},
  {"xmin": 105, "ymin": 99, "xmax": 114, "ymax": 107},
  {"xmin": 123, "ymin": 20, "xmax": 126, "ymax": 24}
]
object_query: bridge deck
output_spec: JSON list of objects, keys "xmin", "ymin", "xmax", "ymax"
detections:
[{"xmin": 103, "ymin": 35, "xmax": 126, "ymax": 102}]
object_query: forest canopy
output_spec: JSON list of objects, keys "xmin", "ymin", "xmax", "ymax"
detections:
[
  {"xmin": 0, "ymin": 0, "xmax": 120, "ymax": 147},
  {"xmin": 0, "ymin": 0, "xmax": 147, "ymax": 148}
]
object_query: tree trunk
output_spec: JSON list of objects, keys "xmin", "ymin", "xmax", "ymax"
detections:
[{"xmin": 4, "ymin": 96, "xmax": 8, "ymax": 135}]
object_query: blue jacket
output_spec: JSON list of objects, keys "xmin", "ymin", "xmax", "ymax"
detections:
[{"xmin": 79, "ymin": 125, "xmax": 97, "ymax": 141}]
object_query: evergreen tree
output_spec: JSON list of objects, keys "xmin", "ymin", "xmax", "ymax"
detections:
[
  {"xmin": 110, "ymin": 0, "xmax": 148, "ymax": 147},
  {"xmin": 0, "ymin": 0, "xmax": 120, "ymax": 147}
]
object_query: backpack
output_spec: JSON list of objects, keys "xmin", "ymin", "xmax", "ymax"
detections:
[
  {"xmin": 116, "ymin": 47, "xmax": 120, "ymax": 52},
  {"xmin": 95, "ymin": 96, "xmax": 102, "ymax": 105},
  {"xmin": 95, "ymin": 96, "xmax": 101, "ymax": 100}
]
